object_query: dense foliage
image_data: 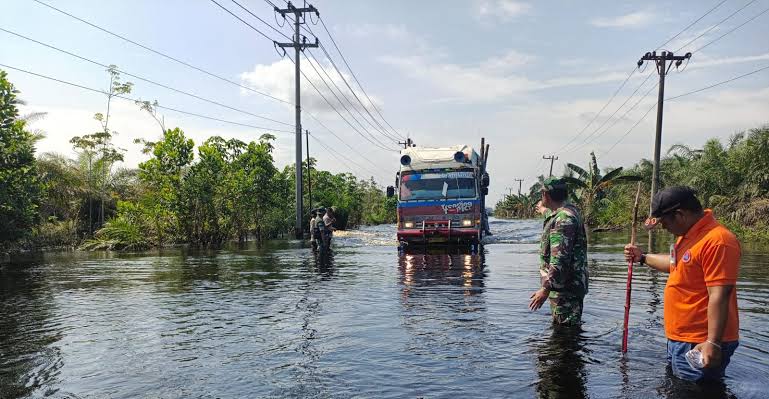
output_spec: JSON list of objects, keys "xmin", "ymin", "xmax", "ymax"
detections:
[
  {"xmin": 0, "ymin": 70, "xmax": 40, "ymax": 247},
  {"xmin": 0, "ymin": 69, "xmax": 395, "ymax": 253},
  {"xmin": 496, "ymin": 128, "xmax": 769, "ymax": 242}
]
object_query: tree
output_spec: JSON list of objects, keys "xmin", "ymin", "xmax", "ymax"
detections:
[
  {"xmin": 563, "ymin": 151, "xmax": 641, "ymax": 226},
  {"xmin": 0, "ymin": 69, "xmax": 41, "ymax": 245}
]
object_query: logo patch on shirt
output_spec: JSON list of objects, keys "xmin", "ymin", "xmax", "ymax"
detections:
[{"xmin": 682, "ymin": 250, "xmax": 692, "ymax": 263}]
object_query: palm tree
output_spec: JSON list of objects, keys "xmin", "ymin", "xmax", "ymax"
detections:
[{"xmin": 563, "ymin": 152, "xmax": 641, "ymax": 226}]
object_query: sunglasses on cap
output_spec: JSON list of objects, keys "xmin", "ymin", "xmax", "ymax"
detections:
[{"xmin": 643, "ymin": 206, "xmax": 681, "ymax": 230}]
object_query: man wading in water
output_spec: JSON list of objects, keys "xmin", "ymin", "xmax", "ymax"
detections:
[
  {"xmin": 624, "ymin": 186, "xmax": 741, "ymax": 382},
  {"xmin": 529, "ymin": 177, "xmax": 589, "ymax": 325}
]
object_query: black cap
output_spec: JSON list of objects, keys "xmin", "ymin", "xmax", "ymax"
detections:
[{"xmin": 650, "ymin": 186, "xmax": 702, "ymax": 217}]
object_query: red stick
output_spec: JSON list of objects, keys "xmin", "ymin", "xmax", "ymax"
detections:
[{"xmin": 622, "ymin": 183, "xmax": 642, "ymax": 353}]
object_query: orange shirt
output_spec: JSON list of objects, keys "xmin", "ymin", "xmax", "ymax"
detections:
[{"xmin": 664, "ymin": 210, "xmax": 741, "ymax": 343}]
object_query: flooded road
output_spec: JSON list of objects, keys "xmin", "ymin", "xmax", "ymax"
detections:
[{"xmin": 1, "ymin": 219, "xmax": 768, "ymax": 398}]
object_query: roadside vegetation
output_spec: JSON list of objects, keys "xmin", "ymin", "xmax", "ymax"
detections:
[
  {"xmin": 0, "ymin": 68, "xmax": 395, "ymax": 254},
  {"xmin": 495, "ymin": 128, "xmax": 769, "ymax": 243}
]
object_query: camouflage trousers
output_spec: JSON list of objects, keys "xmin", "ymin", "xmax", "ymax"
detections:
[{"xmin": 548, "ymin": 293, "xmax": 584, "ymax": 326}]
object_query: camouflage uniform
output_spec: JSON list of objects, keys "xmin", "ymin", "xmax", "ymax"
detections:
[{"xmin": 540, "ymin": 203, "xmax": 589, "ymax": 325}]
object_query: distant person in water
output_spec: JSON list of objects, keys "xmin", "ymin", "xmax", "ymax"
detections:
[
  {"xmin": 309, "ymin": 210, "xmax": 319, "ymax": 249},
  {"xmin": 322, "ymin": 207, "xmax": 337, "ymax": 248},
  {"xmin": 529, "ymin": 177, "xmax": 589, "ymax": 326},
  {"xmin": 624, "ymin": 186, "xmax": 741, "ymax": 382}
]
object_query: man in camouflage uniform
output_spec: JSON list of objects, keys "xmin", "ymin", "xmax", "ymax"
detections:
[{"xmin": 529, "ymin": 177, "xmax": 589, "ymax": 325}]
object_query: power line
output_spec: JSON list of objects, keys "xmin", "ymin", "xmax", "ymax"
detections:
[
  {"xmin": 313, "ymin": 43, "xmax": 400, "ymax": 142},
  {"xmin": 216, "ymin": 0, "xmax": 393, "ymax": 167},
  {"xmin": 692, "ymin": 5, "xmax": 769, "ymax": 53},
  {"xmin": 229, "ymin": 0, "xmax": 292, "ymax": 41},
  {"xmin": 565, "ymin": 71, "xmax": 657, "ymax": 154},
  {"xmin": 303, "ymin": 111, "xmax": 383, "ymax": 170},
  {"xmin": 601, "ymin": 102, "xmax": 658, "ymax": 155},
  {"xmin": 307, "ymin": 132, "xmax": 383, "ymax": 180},
  {"xmin": 0, "ymin": 63, "xmax": 295, "ymax": 134},
  {"xmin": 667, "ymin": 63, "xmax": 769, "ymax": 100},
  {"xmin": 295, "ymin": 55, "xmax": 396, "ymax": 151},
  {"xmin": 305, "ymin": 48, "xmax": 398, "ymax": 144},
  {"xmin": 674, "ymin": 0, "xmax": 759, "ymax": 53},
  {"xmin": 602, "ymin": 62, "xmax": 769, "ymax": 154},
  {"xmin": 209, "ymin": 0, "xmax": 278, "ymax": 43},
  {"xmin": 307, "ymin": 22, "xmax": 402, "ymax": 142},
  {"xmin": 656, "ymin": 0, "xmax": 729, "ymax": 50},
  {"xmin": 558, "ymin": 0, "xmax": 752, "ymax": 156},
  {"xmin": 318, "ymin": 17, "xmax": 405, "ymax": 140},
  {"xmin": 555, "ymin": 68, "xmax": 637, "ymax": 153},
  {"xmin": 30, "ymin": 0, "xmax": 290, "ymax": 105},
  {"xmin": 0, "ymin": 27, "xmax": 294, "ymax": 128}
]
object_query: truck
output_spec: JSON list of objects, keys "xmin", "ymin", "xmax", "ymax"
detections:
[{"xmin": 387, "ymin": 141, "xmax": 490, "ymax": 250}]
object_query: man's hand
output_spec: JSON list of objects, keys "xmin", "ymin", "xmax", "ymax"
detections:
[
  {"xmin": 694, "ymin": 341, "xmax": 722, "ymax": 369},
  {"xmin": 535, "ymin": 201, "xmax": 547, "ymax": 215},
  {"xmin": 529, "ymin": 287, "xmax": 550, "ymax": 311},
  {"xmin": 624, "ymin": 244, "xmax": 642, "ymax": 263}
]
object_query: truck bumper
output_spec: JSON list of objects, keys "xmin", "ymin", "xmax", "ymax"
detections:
[{"xmin": 397, "ymin": 228, "xmax": 480, "ymax": 245}]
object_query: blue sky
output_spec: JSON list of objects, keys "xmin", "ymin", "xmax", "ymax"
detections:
[{"xmin": 2, "ymin": 0, "xmax": 768, "ymax": 204}]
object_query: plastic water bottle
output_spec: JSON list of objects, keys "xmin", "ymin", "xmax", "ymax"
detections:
[{"xmin": 685, "ymin": 348, "xmax": 705, "ymax": 369}]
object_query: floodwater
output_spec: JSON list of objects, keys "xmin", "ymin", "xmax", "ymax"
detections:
[{"xmin": 1, "ymin": 218, "xmax": 768, "ymax": 398}]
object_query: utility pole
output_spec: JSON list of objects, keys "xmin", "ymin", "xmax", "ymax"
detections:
[
  {"xmin": 638, "ymin": 50, "xmax": 691, "ymax": 250},
  {"xmin": 542, "ymin": 155, "xmax": 558, "ymax": 177},
  {"xmin": 514, "ymin": 178, "xmax": 524, "ymax": 195},
  {"xmin": 306, "ymin": 129, "xmax": 312, "ymax": 221},
  {"xmin": 398, "ymin": 138, "xmax": 414, "ymax": 149},
  {"xmin": 276, "ymin": 1, "xmax": 319, "ymax": 239},
  {"xmin": 638, "ymin": 51, "xmax": 691, "ymax": 216}
]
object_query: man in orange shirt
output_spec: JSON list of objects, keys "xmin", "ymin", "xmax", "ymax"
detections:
[{"xmin": 624, "ymin": 186, "xmax": 740, "ymax": 382}]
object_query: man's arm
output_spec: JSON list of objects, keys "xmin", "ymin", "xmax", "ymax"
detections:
[
  {"xmin": 694, "ymin": 285, "xmax": 734, "ymax": 368},
  {"xmin": 624, "ymin": 245, "xmax": 670, "ymax": 273}
]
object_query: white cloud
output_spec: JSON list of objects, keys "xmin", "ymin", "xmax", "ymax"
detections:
[
  {"xmin": 477, "ymin": 0, "xmax": 532, "ymax": 20},
  {"xmin": 240, "ymin": 57, "xmax": 381, "ymax": 117},
  {"xmin": 590, "ymin": 11, "xmax": 653, "ymax": 28},
  {"xmin": 480, "ymin": 49, "xmax": 536, "ymax": 72},
  {"xmin": 342, "ymin": 23, "xmax": 410, "ymax": 41}
]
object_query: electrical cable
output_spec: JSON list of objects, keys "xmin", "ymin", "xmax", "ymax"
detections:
[
  {"xmin": 691, "ymin": 5, "xmax": 769, "ymax": 53},
  {"xmin": 674, "ymin": 0, "xmax": 759, "ymax": 53},
  {"xmin": 30, "ymin": 0, "xmax": 291, "ymax": 105},
  {"xmin": 656, "ymin": 0, "xmax": 729, "ymax": 50},
  {"xmin": 318, "ymin": 17, "xmax": 405, "ymax": 140},
  {"xmin": 209, "ymin": 0, "xmax": 278, "ymax": 43},
  {"xmin": 0, "ymin": 63, "xmax": 295, "ymax": 134},
  {"xmin": 300, "ymin": 52, "xmax": 396, "ymax": 150},
  {"xmin": 0, "ymin": 27, "xmax": 294, "ymax": 128}
]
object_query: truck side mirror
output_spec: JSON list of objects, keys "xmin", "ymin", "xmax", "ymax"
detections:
[
  {"xmin": 395, "ymin": 172, "xmax": 400, "ymax": 188},
  {"xmin": 481, "ymin": 172, "xmax": 490, "ymax": 188},
  {"xmin": 386, "ymin": 186, "xmax": 395, "ymax": 198},
  {"xmin": 482, "ymin": 187, "xmax": 489, "ymax": 195}
]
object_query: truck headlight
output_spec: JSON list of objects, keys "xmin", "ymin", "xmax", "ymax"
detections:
[
  {"xmin": 462, "ymin": 219, "xmax": 473, "ymax": 227},
  {"xmin": 404, "ymin": 222, "xmax": 414, "ymax": 228}
]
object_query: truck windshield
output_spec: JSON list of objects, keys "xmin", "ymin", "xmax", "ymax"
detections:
[{"xmin": 400, "ymin": 171, "xmax": 477, "ymax": 201}]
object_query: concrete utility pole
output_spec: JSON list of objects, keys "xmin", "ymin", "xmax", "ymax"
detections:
[
  {"xmin": 398, "ymin": 138, "xmax": 414, "ymax": 149},
  {"xmin": 542, "ymin": 155, "xmax": 558, "ymax": 177},
  {"xmin": 638, "ymin": 51, "xmax": 691, "ymax": 216},
  {"xmin": 514, "ymin": 178, "xmax": 524, "ymax": 195},
  {"xmin": 276, "ymin": 1, "xmax": 319, "ymax": 239},
  {"xmin": 638, "ymin": 50, "xmax": 691, "ymax": 250},
  {"xmin": 305, "ymin": 130, "xmax": 312, "ymax": 219}
]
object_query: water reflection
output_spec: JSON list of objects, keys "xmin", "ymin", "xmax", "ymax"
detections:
[
  {"xmin": 534, "ymin": 325, "xmax": 588, "ymax": 399},
  {"xmin": 398, "ymin": 249, "xmax": 486, "ymax": 298}
]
